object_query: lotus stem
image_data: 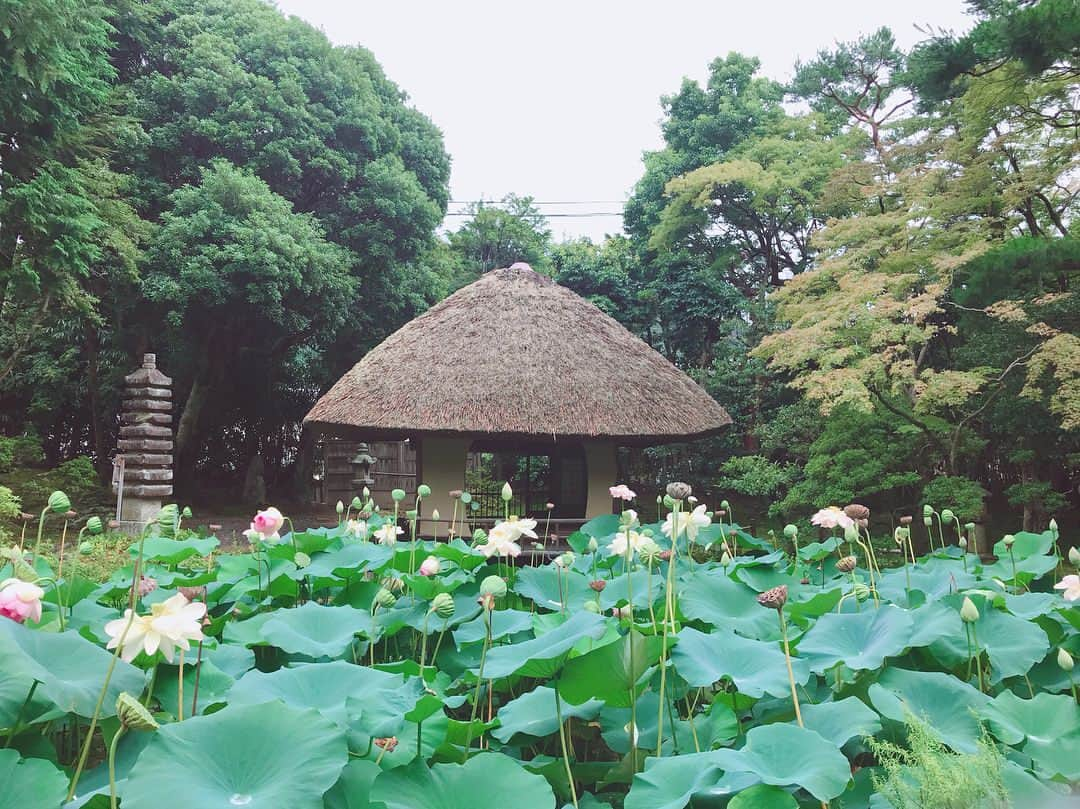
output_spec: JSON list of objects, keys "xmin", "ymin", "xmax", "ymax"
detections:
[
  {"xmin": 2, "ymin": 680, "xmax": 39, "ymax": 748},
  {"xmin": 419, "ymin": 611, "xmax": 430, "ymax": 670},
  {"xmin": 778, "ymin": 609, "xmax": 804, "ymax": 728},
  {"xmin": 554, "ymin": 682, "xmax": 579, "ymax": 809},
  {"xmin": 31, "ymin": 506, "xmax": 48, "ymax": 565},
  {"xmin": 463, "ymin": 608, "xmax": 492, "ymax": 760},
  {"xmin": 108, "ymin": 726, "xmax": 126, "ymax": 809},
  {"xmin": 656, "ymin": 500, "xmax": 680, "ymax": 755},
  {"xmin": 177, "ymin": 649, "xmax": 185, "ymax": 721}
]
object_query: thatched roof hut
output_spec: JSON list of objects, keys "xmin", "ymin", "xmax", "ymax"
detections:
[{"xmin": 305, "ymin": 264, "xmax": 730, "ymax": 522}]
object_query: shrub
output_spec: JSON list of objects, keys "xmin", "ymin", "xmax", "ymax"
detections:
[{"xmin": 922, "ymin": 476, "xmax": 988, "ymax": 521}]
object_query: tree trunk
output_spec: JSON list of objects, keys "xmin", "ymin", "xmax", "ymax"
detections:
[
  {"xmin": 84, "ymin": 325, "xmax": 111, "ymax": 483},
  {"xmin": 175, "ymin": 372, "xmax": 211, "ymax": 486}
]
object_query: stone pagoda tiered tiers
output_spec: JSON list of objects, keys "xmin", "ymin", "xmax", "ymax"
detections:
[{"xmin": 114, "ymin": 353, "xmax": 174, "ymax": 527}]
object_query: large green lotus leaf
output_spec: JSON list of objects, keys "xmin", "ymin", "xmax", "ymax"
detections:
[
  {"xmin": 134, "ymin": 535, "xmax": 219, "ymax": 564},
  {"xmin": 797, "ymin": 606, "xmax": 914, "ymax": 673},
  {"xmin": 1001, "ymin": 592, "xmax": 1061, "ymax": 620},
  {"xmin": 800, "ymin": 697, "xmax": 882, "ymax": 747},
  {"xmin": 671, "ymin": 627, "xmax": 810, "ymax": 699},
  {"xmin": 0, "ymin": 749, "xmax": 67, "ymax": 809},
  {"xmin": 906, "ymin": 601, "xmax": 963, "ymax": 648},
  {"xmin": 229, "ymin": 661, "xmax": 423, "ymax": 738},
  {"xmin": 297, "ymin": 543, "xmax": 392, "ymax": 580},
  {"xmin": 928, "ymin": 600, "xmax": 1048, "ymax": 683},
  {"xmin": 868, "ymin": 668, "xmax": 989, "ymax": 753},
  {"xmin": 1001, "ymin": 759, "xmax": 1073, "ymax": 806},
  {"xmin": 0, "ymin": 621, "xmax": 143, "ymax": 725},
  {"xmin": 981, "ymin": 553, "xmax": 1058, "ymax": 585},
  {"xmin": 728, "ymin": 784, "xmax": 798, "ymax": 809},
  {"xmin": 154, "ymin": 660, "xmax": 234, "ymax": 717},
  {"xmin": 493, "ymin": 685, "xmax": 603, "ymax": 743},
  {"xmin": 559, "ymin": 630, "xmax": 664, "ymax": 707},
  {"xmin": 453, "ymin": 609, "xmax": 534, "ymax": 645},
  {"xmin": 980, "ymin": 691, "xmax": 1080, "ymax": 780},
  {"xmin": 581, "ymin": 513, "xmax": 622, "ymax": 540},
  {"xmin": 369, "ymin": 754, "xmax": 556, "ymax": 809},
  {"xmin": 599, "ymin": 569, "xmax": 666, "ymax": 611},
  {"xmin": 875, "ymin": 564, "xmax": 976, "ymax": 603},
  {"xmin": 122, "ymin": 701, "xmax": 347, "ymax": 809},
  {"xmin": 624, "ymin": 751, "xmax": 759, "ymax": 809},
  {"xmin": 991, "ymin": 530, "xmax": 1053, "ymax": 560},
  {"xmin": 514, "ymin": 565, "xmax": 593, "ymax": 612},
  {"xmin": 323, "ymin": 759, "xmax": 382, "ymax": 809},
  {"xmin": 712, "ymin": 724, "xmax": 851, "ymax": 801},
  {"xmin": 259, "ymin": 602, "xmax": 369, "ymax": 658},
  {"xmin": 205, "ymin": 643, "xmax": 256, "ymax": 679},
  {"xmin": 221, "ymin": 611, "xmax": 274, "ymax": 647},
  {"xmin": 481, "ymin": 611, "xmax": 607, "ymax": 680},
  {"xmin": 678, "ymin": 570, "xmax": 778, "ymax": 639},
  {"xmin": 797, "ymin": 537, "xmax": 839, "ymax": 561}
]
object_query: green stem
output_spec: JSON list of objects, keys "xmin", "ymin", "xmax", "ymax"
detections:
[
  {"xmin": 779, "ymin": 610, "xmax": 804, "ymax": 727},
  {"xmin": 177, "ymin": 650, "xmax": 185, "ymax": 721},
  {"xmin": 31, "ymin": 507, "xmax": 48, "ymax": 565},
  {"xmin": 554, "ymin": 682, "xmax": 579, "ymax": 809},
  {"xmin": 419, "ymin": 611, "xmax": 430, "ymax": 670},
  {"xmin": 971, "ymin": 624, "xmax": 985, "ymax": 693},
  {"xmin": 143, "ymin": 663, "xmax": 158, "ymax": 708},
  {"xmin": 463, "ymin": 609, "xmax": 491, "ymax": 761},
  {"xmin": 656, "ymin": 501, "xmax": 680, "ymax": 755},
  {"xmin": 108, "ymin": 726, "xmax": 126, "ymax": 809},
  {"xmin": 2, "ymin": 680, "xmax": 40, "ymax": 748}
]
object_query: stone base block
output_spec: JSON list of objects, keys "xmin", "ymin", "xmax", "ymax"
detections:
[{"xmin": 120, "ymin": 496, "xmax": 162, "ymax": 525}]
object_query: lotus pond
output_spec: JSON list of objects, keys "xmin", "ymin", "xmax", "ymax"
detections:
[{"xmin": 1, "ymin": 488, "xmax": 1078, "ymax": 809}]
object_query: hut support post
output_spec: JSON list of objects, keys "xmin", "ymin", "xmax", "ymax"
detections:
[
  {"xmin": 418, "ymin": 436, "xmax": 468, "ymax": 535},
  {"xmin": 583, "ymin": 440, "xmax": 617, "ymax": 520}
]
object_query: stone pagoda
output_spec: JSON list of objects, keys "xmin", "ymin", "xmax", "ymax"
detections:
[{"xmin": 114, "ymin": 354, "xmax": 174, "ymax": 527}]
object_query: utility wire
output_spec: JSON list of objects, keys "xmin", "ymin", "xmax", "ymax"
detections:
[{"xmin": 444, "ymin": 211, "xmax": 622, "ymax": 218}]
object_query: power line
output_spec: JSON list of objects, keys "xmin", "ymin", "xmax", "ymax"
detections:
[
  {"xmin": 444, "ymin": 211, "xmax": 623, "ymax": 218},
  {"xmin": 449, "ymin": 199, "xmax": 625, "ymax": 205}
]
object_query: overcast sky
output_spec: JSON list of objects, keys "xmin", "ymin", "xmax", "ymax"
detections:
[{"xmin": 274, "ymin": 0, "xmax": 974, "ymax": 242}]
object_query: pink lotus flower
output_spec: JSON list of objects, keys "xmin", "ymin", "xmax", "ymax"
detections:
[
  {"xmin": 810, "ymin": 507, "xmax": 855, "ymax": 531},
  {"xmin": 1056, "ymin": 575, "xmax": 1080, "ymax": 602},
  {"xmin": 137, "ymin": 576, "xmax": 158, "ymax": 597},
  {"xmin": 609, "ymin": 484, "xmax": 637, "ymax": 501},
  {"xmin": 419, "ymin": 556, "xmax": 440, "ymax": 576},
  {"xmin": 250, "ymin": 506, "xmax": 285, "ymax": 540},
  {"xmin": 0, "ymin": 578, "xmax": 44, "ymax": 624}
]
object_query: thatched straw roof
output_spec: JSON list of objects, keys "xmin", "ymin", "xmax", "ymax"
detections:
[{"xmin": 305, "ymin": 264, "xmax": 731, "ymax": 445}]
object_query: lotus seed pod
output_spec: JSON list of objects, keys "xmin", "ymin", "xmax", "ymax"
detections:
[
  {"xmin": 116, "ymin": 692, "xmax": 159, "ymax": 731},
  {"xmin": 844, "ymin": 523, "xmax": 859, "ymax": 542},
  {"xmin": 1069, "ymin": 547, "xmax": 1080, "ymax": 566},
  {"xmin": 336, "ymin": 500, "xmax": 345, "ymax": 514},
  {"xmin": 430, "ymin": 592, "xmax": 455, "ymax": 619},
  {"xmin": 893, "ymin": 527, "xmax": 906, "ymax": 545},
  {"xmin": 662, "ymin": 494, "xmax": 676, "ymax": 509},
  {"xmin": 959, "ymin": 536, "xmax": 968, "ymax": 549},
  {"xmin": 719, "ymin": 550, "xmax": 732, "ymax": 566},
  {"xmin": 1058, "ymin": 647, "xmax": 1074, "ymax": 672},
  {"xmin": 587, "ymin": 537, "xmax": 599, "ymax": 553},
  {"xmin": 1003, "ymin": 534, "xmax": 1015, "ymax": 548},
  {"xmin": 373, "ymin": 588, "xmax": 396, "ymax": 609},
  {"xmin": 583, "ymin": 600, "xmax": 601, "ymax": 614},
  {"xmin": 79, "ymin": 541, "xmax": 94, "ymax": 556},
  {"xmin": 940, "ymin": 509, "xmax": 954, "ymax": 524},
  {"xmin": 923, "ymin": 504, "xmax": 933, "ymax": 518},
  {"xmin": 293, "ymin": 551, "xmax": 311, "ymax": 569},
  {"xmin": 720, "ymin": 499, "xmax": 731, "ymax": 511},
  {"xmin": 500, "ymin": 482, "xmax": 513, "ymax": 501},
  {"xmin": 853, "ymin": 582, "xmax": 871, "ymax": 602},
  {"xmin": 48, "ymin": 490, "xmax": 71, "ymax": 514},
  {"xmin": 964, "ymin": 522, "xmax": 975, "ymax": 532},
  {"xmin": 405, "ymin": 509, "xmax": 417, "ymax": 520},
  {"xmin": 923, "ymin": 516, "xmax": 933, "ymax": 527},
  {"xmin": 391, "ymin": 489, "xmax": 406, "ymax": 502},
  {"xmin": 86, "ymin": 516, "xmax": 103, "ymax": 535},
  {"xmin": 471, "ymin": 501, "xmax": 480, "ymax": 511},
  {"xmin": 557, "ymin": 551, "xmax": 576, "ymax": 569},
  {"xmin": 638, "ymin": 539, "xmax": 662, "ymax": 564},
  {"xmin": 351, "ymin": 496, "xmax": 363, "ymax": 509},
  {"xmin": 417, "ymin": 484, "xmax": 432, "ymax": 498},
  {"xmin": 783, "ymin": 524, "xmax": 798, "ymax": 539},
  {"xmin": 844, "ymin": 504, "xmax": 870, "ymax": 521},
  {"xmin": 960, "ymin": 596, "xmax": 980, "ymax": 623},
  {"xmin": 460, "ymin": 492, "xmax": 472, "ymax": 504},
  {"xmin": 899, "ymin": 515, "xmax": 913, "ymax": 526},
  {"xmin": 837, "ymin": 555, "xmax": 857, "ymax": 573},
  {"xmin": 181, "ymin": 506, "xmax": 193, "ymax": 519},
  {"xmin": 156, "ymin": 504, "xmax": 179, "ymax": 536},
  {"xmin": 757, "ymin": 584, "xmax": 788, "ymax": 610},
  {"xmin": 480, "ymin": 575, "xmax": 507, "ymax": 599},
  {"xmin": 666, "ymin": 482, "xmax": 692, "ymax": 500}
]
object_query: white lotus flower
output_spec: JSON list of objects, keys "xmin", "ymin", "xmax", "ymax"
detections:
[
  {"xmin": 345, "ymin": 519, "xmax": 368, "ymax": 538},
  {"xmin": 1055, "ymin": 574, "xmax": 1080, "ymax": 602},
  {"xmin": 810, "ymin": 506, "xmax": 854, "ymax": 530},
  {"xmin": 480, "ymin": 521, "xmax": 521, "ymax": 558},
  {"xmin": 504, "ymin": 516, "xmax": 538, "ymax": 540},
  {"xmin": 105, "ymin": 593, "xmax": 206, "ymax": 663},
  {"xmin": 609, "ymin": 529, "xmax": 648, "ymax": 558},
  {"xmin": 374, "ymin": 523, "xmax": 404, "ymax": 546},
  {"xmin": 662, "ymin": 503, "xmax": 712, "ymax": 542}
]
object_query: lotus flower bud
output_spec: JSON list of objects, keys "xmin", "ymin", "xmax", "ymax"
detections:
[
  {"xmin": 363, "ymin": 486, "xmax": 371, "ymax": 499},
  {"xmin": 546, "ymin": 502, "xmax": 555, "ymax": 511},
  {"xmin": 181, "ymin": 506, "xmax": 193, "ymax": 519},
  {"xmin": 658, "ymin": 549, "xmax": 673, "ymax": 562},
  {"xmin": 960, "ymin": 596, "xmax": 980, "ymax": 623},
  {"xmin": 900, "ymin": 516, "xmax": 913, "ymax": 526},
  {"xmin": 923, "ymin": 505, "xmax": 933, "ymax": 518},
  {"xmin": 178, "ymin": 586, "xmax": 206, "ymax": 602},
  {"xmin": 64, "ymin": 510, "xmax": 77, "ymax": 519},
  {"xmin": 612, "ymin": 605, "xmax": 632, "ymax": 619},
  {"xmin": 687, "ymin": 495, "xmax": 698, "ymax": 504},
  {"xmin": 720, "ymin": 550, "xmax": 732, "ymax": 566},
  {"xmin": 837, "ymin": 555, "xmax": 857, "ymax": 573},
  {"xmin": 894, "ymin": 527, "xmax": 906, "ymax": 545},
  {"xmin": 1069, "ymin": 547, "xmax": 1080, "ymax": 567},
  {"xmin": 587, "ymin": 537, "xmax": 598, "ymax": 553},
  {"xmin": 666, "ymin": 482, "xmax": 692, "ymax": 500},
  {"xmin": 480, "ymin": 575, "xmax": 507, "ymax": 599},
  {"xmin": 116, "ymin": 692, "xmax": 159, "ymax": 731},
  {"xmin": 86, "ymin": 516, "xmax": 103, "ymax": 535},
  {"xmin": 373, "ymin": 588, "xmax": 396, "ymax": 609},
  {"xmin": 844, "ymin": 523, "xmax": 859, "ymax": 542},
  {"xmin": 391, "ymin": 489, "xmax": 406, "ymax": 502},
  {"xmin": 783, "ymin": 524, "xmax": 798, "ymax": 539},
  {"xmin": 336, "ymin": 500, "xmax": 345, "ymax": 514},
  {"xmin": 137, "ymin": 576, "xmax": 158, "ymax": 597},
  {"xmin": 460, "ymin": 492, "xmax": 472, "ymax": 504},
  {"xmin": 500, "ymin": 482, "xmax": 513, "ymax": 502},
  {"xmin": 959, "ymin": 536, "xmax": 968, "ymax": 549},
  {"xmin": 756, "ymin": 585, "xmax": 788, "ymax": 611},
  {"xmin": 294, "ymin": 551, "xmax": 311, "ymax": 568},
  {"xmin": 430, "ymin": 592, "xmax": 455, "ymax": 619},
  {"xmin": 923, "ymin": 516, "xmax": 933, "ymax": 527},
  {"xmin": 351, "ymin": 496, "xmax": 363, "ymax": 509},
  {"xmin": 48, "ymin": 490, "xmax": 71, "ymax": 514},
  {"xmin": 374, "ymin": 736, "xmax": 398, "ymax": 752},
  {"xmin": 79, "ymin": 541, "xmax": 94, "ymax": 555},
  {"xmin": 589, "ymin": 579, "xmax": 606, "ymax": 592},
  {"xmin": 417, "ymin": 484, "xmax": 431, "ymax": 498},
  {"xmin": 1058, "ymin": 647, "xmax": 1074, "ymax": 672},
  {"xmin": 555, "ymin": 551, "xmax": 575, "ymax": 569},
  {"xmin": 1048, "ymin": 518, "xmax": 1058, "ymax": 539},
  {"xmin": 583, "ymin": 600, "xmax": 600, "ymax": 614},
  {"xmin": 940, "ymin": 509, "xmax": 955, "ymax": 524},
  {"xmin": 419, "ymin": 556, "xmax": 440, "ymax": 576},
  {"xmin": 720, "ymin": 499, "xmax": 731, "ymax": 511},
  {"xmin": 431, "ymin": 509, "xmax": 440, "ymax": 522},
  {"xmin": 1003, "ymin": 534, "xmax": 1015, "ymax": 548}
]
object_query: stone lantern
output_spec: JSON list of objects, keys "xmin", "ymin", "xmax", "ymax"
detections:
[{"xmin": 114, "ymin": 354, "xmax": 173, "ymax": 526}]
